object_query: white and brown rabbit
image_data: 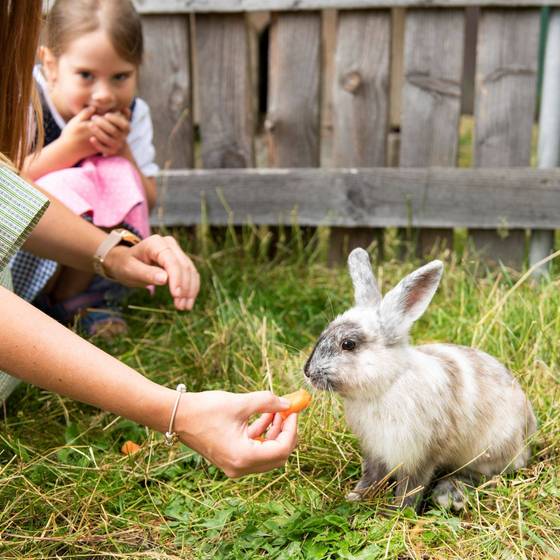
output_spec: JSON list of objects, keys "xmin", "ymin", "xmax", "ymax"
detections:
[{"xmin": 304, "ymin": 248, "xmax": 536, "ymax": 510}]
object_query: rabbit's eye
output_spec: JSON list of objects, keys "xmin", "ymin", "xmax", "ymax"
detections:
[{"xmin": 341, "ymin": 339, "xmax": 356, "ymax": 351}]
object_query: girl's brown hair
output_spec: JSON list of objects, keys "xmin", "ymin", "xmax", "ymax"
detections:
[
  {"xmin": 0, "ymin": 0, "xmax": 43, "ymax": 170},
  {"xmin": 46, "ymin": 0, "xmax": 144, "ymax": 66}
]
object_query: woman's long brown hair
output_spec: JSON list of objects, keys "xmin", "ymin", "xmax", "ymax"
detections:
[{"xmin": 0, "ymin": 0, "xmax": 43, "ymax": 170}]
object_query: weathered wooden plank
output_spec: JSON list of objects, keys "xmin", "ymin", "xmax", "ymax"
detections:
[
  {"xmin": 400, "ymin": 9, "xmax": 464, "ymax": 167},
  {"xmin": 266, "ymin": 12, "xmax": 321, "ymax": 166},
  {"xmin": 530, "ymin": 8, "xmax": 560, "ymax": 275},
  {"xmin": 332, "ymin": 11, "xmax": 390, "ymax": 166},
  {"xmin": 133, "ymin": 1, "xmax": 560, "ymax": 14},
  {"xmin": 195, "ymin": 14, "xmax": 254, "ymax": 168},
  {"xmin": 152, "ymin": 167, "xmax": 560, "ymax": 228},
  {"xmin": 138, "ymin": 15, "xmax": 193, "ymax": 169},
  {"xmin": 461, "ymin": 6, "xmax": 479, "ymax": 115},
  {"xmin": 321, "ymin": 8, "xmax": 337, "ymax": 161},
  {"xmin": 399, "ymin": 8, "xmax": 464, "ymax": 253},
  {"xmin": 330, "ymin": 10, "xmax": 391, "ymax": 261},
  {"xmin": 390, "ymin": 8, "xmax": 405, "ymax": 129},
  {"xmin": 471, "ymin": 8, "xmax": 540, "ymax": 267},
  {"xmin": 474, "ymin": 10, "xmax": 539, "ymax": 167}
]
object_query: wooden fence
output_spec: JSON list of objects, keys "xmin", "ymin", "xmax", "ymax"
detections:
[{"xmin": 135, "ymin": 1, "xmax": 560, "ymax": 268}]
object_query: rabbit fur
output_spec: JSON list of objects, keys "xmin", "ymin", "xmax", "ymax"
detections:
[{"xmin": 304, "ymin": 248, "xmax": 536, "ymax": 510}]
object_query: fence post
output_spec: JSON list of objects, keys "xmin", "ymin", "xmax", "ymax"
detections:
[
  {"xmin": 399, "ymin": 8, "xmax": 465, "ymax": 256},
  {"xmin": 530, "ymin": 8, "xmax": 560, "ymax": 276},
  {"xmin": 330, "ymin": 9, "xmax": 391, "ymax": 264},
  {"xmin": 471, "ymin": 8, "xmax": 539, "ymax": 269},
  {"xmin": 138, "ymin": 14, "xmax": 193, "ymax": 170}
]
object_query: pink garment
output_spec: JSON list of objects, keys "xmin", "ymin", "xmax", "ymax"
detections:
[{"xmin": 36, "ymin": 155, "xmax": 151, "ymax": 239}]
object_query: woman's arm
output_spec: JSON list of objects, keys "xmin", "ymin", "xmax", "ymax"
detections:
[
  {"xmin": 22, "ymin": 186, "xmax": 199, "ymax": 310},
  {"xmin": 1, "ymin": 285, "xmax": 176, "ymax": 429},
  {"xmin": 22, "ymin": 184, "xmax": 106, "ymax": 269},
  {"xmin": 0, "ymin": 286, "xmax": 297, "ymax": 476}
]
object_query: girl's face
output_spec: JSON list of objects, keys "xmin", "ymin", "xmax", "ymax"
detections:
[{"xmin": 42, "ymin": 29, "xmax": 137, "ymax": 121}]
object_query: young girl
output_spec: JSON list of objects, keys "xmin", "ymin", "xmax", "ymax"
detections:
[{"xmin": 11, "ymin": 0, "xmax": 158, "ymax": 336}]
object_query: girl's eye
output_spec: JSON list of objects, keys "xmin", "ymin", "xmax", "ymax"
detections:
[
  {"xmin": 79, "ymin": 71, "xmax": 93, "ymax": 80},
  {"xmin": 341, "ymin": 339, "xmax": 356, "ymax": 351},
  {"xmin": 113, "ymin": 73, "xmax": 130, "ymax": 82}
]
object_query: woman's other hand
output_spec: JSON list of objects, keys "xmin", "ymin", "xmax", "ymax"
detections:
[{"xmin": 103, "ymin": 234, "xmax": 200, "ymax": 310}]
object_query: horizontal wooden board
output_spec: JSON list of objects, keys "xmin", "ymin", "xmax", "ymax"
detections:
[
  {"xmin": 133, "ymin": 1, "xmax": 560, "ymax": 12},
  {"xmin": 152, "ymin": 168, "xmax": 560, "ymax": 228}
]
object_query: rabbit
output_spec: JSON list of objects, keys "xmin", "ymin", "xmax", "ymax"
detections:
[{"xmin": 303, "ymin": 248, "xmax": 536, "ymax": 511}]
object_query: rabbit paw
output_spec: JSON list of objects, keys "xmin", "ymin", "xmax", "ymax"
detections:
[
  {"xmin": 346, "ymin": 490, "xmax": 364, "ymax": 502},
  {"xmin": 432, "ymin": 479, "xmax": 466, "ymax": 511}
]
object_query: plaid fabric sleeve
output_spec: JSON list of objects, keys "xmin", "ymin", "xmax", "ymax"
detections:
[{"xmin": 0, "ymin": 166, "xmax": 49, "ymax": 271}]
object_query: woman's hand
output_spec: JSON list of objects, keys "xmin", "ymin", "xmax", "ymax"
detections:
[
  {"xmin": 103, "ymin": 234, "xmax": 200, "ymax": 310},
  {"xmin": 176, "ymin": 391, "xmax": 298, "ymax": 478},
  {"xmin": 89, "ymin": 110, "xmax": 131, "ymax": 157}
]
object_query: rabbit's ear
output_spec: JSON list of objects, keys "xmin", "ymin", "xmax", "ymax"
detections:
[
  {"xmin": 379, "ymin": 260, "xmax": 443, "ymax": 340},
  {"xmin": 348, "ymin": 248, "xmax": 382, "ymax": 307}
]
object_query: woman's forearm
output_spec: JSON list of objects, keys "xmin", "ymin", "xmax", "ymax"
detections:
[
  {"xmin": 18, "ymin": 185, "xmax": 199, "ymax": 303},
  {"xmin": 21, "ymin": 185, "xmax": 106, "ymax": 272},
  {"xmin": 0, "ymin": 286, "xmax": 299, "ymax": 477},
  {"xmin": 0, "ymin": 286, "xmax": 176, "ymax": 432}
]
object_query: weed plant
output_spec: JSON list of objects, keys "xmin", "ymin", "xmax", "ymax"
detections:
[{"xmin": 1, "ymin": 225, "xmax": 559, "ymax": 559}]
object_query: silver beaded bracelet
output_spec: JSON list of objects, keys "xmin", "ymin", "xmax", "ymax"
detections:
[{"xmin": 164, "ymin": 383, "xmax": 187, "ymax": 447}]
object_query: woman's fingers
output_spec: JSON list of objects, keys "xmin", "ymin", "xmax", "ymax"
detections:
[
  {"xmin": 103, "ymin": 234, "xmax": 199, "ymax": 310},
  {"xmin": 264, "ymin": 412, "xmax": 285, "ymax": 440},
  {"xmin": 240, "ymin": 391, "xmax": 291, "ymax": 417},
  {"xmin": 174, "ymin": 391, "xmax": 298, "ymax": 479},
  {"xmin": 142, "ymin": 235, "xmax": 200, "ymax": 305},
  {"xmin": 131, "ymin": 235, "xmax": 200, "ymax": 309},
  {"xmin": 253, "ymin": 413, "xmax": 297, "ymax": 454},
  {"xmin": 231, "ymin": 413, "xmax": 298, "ymax": 477},
  {"xmin": 247, "ymin": 412, "xmax": 275, "ymax": 439}
]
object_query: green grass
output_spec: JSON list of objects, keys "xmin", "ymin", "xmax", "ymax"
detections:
[{"xmin": 1, "ymin": 227, "xmax": 559, "ymax": 559}]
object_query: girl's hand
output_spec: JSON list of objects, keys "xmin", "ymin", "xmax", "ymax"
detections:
[
  {"xmin": 176, "ymin": 391, "xmax": 298, "ymax": 478},
  {"xmin": 102, "ymin": 234, "xmax": 200, "ymax": 310},
  {"xmin": 89, "ymin": 110, "xmax": 131, "ymax": 157},
  {"xmin": 59, "ymin": 106, "xmax": 98, "ymax": 162}
]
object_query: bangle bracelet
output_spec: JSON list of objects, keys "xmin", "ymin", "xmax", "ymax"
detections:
[{"xmin": 164, "ymin": 383, "xmax": 187, "ymax": 447}]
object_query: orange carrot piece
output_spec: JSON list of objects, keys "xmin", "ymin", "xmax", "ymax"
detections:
[
  {"xmin": 121, "ymin": 440, "xmax": 141, "ymax": 455},
  {"xmin": 279, "ymin": 388, "xmax": 312, "ymax": 420}
]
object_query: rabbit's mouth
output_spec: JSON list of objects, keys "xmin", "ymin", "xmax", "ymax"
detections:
[{"xmin": 305, "ymin": 369, "xmax": 338, "ymax": 392}]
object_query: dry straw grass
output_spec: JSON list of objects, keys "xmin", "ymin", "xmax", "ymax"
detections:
[{"xmin": 1, "ymin": 228, "xmax": 559, "ymax": 559}]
